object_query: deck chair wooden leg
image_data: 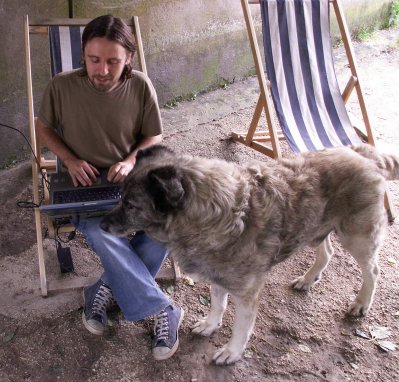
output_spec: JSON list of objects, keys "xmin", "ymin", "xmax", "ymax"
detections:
[
  {"xmin": 132, "ymin": 16, "xmax": 147, "ymax": 76},
  {"xmin": 156, "ymin": 260, "xmax": 181, "ymax": 281},
  {"xmin": 333, "ymin": 0, "xmax": 376, "ymax": 147},
  {"xmin": 246, "ymin": 95, "xmax": 263, "ymax": 144},
  {"xmin": 232, "ymin": 95, "xmax": 263, "ymax": 144},
  {"xmin": 173, "ymin": 259, "xmax": 181, "ymax": 279},
  {"xmin": 231, "ymin": 0, "xmax": 282, "ymax": 159},
  {"xmin": 34, "ymin": 208, "xmax": 48, "ymax": 296},
  {"xmin": 243, "ymin": 0, "xmax": 282, "ymax": 158}
]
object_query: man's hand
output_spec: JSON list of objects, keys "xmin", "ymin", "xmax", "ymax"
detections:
[
  {"xmin": 63, "ymin": 158, "xmax": 100, "ymax": 187},
  {"xmin": 107, "ymin": 160, "xmax": 135, "ymax": 183},
  {"xmin": 106, "ymin": 135, "xmax": 162, "ymax": 183}
]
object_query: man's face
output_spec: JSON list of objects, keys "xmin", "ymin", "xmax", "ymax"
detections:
[{"xmin": 84, "ymin": 37, "xmax": 131, "ymax": 92}]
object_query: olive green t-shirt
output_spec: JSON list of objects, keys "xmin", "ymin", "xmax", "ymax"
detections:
[{"xmin": 38, "ymin": 69, "xmax": 163, "ymax": 168}]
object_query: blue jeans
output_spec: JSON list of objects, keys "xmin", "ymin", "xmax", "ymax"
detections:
[{"xmin": 73, "ymin": 216, "xmax": 171, "ymax": 321}]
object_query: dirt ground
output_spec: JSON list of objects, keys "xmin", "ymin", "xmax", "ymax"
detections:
[{"xmin": 1, "ymin": 28, "xmax": 398, "ymax": 382}]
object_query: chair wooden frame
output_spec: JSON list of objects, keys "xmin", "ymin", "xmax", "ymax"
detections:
[
  {"xmin": 24, "ymin": 15, "xmax": 180, "ymax": 296},
  {"xmin": 232, "ymin": 0, "xmax": 396, "ymax": 222}
]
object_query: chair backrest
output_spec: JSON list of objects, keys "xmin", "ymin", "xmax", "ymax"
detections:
[
  {"xmin": 49, "ymin": 25, "xmax": 84, "ymax": 76},
  {"xmin": 259, "ymin": 0, "xmax": 361, "ymax": 153}
]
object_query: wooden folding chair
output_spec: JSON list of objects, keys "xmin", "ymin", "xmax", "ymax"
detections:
[
  {"xmin": 24, "ymin": 15, "xmax": 180, "ymax": 296},
  {"xmin": 232, "ymin": 0, "xmax": 396, "ymax": 222}
]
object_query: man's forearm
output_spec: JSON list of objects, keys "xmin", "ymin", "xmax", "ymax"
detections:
[{"xmin": 125, "ymin": 134, "xmax": 163, "ymax": 166}]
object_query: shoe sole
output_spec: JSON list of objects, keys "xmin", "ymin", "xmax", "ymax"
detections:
[
  {"xmin": 81, "ymin": 289, "xmax": 105, "ymax": 336},
  {"xmin": 153, "ymin": 308, "xmax": 185, "ymax": 361}
]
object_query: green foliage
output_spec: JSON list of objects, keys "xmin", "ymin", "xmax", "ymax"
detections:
[
  {"xmin": 388, "ymin": 0, "xmax": 399, "ymax": 28},
  {"xmin": 0, "ymin": 154, "xmax": 18, "ymax": 169},
  {"xmin": 217, "ymin": 78, "xmax": 229, "ymax": 89},
  {"xmin": 355, "ymin": 26, "xmax": 375, "ymax": 42},
  {"xmin": 164, "ymin": 92, "xmax": 197, "ymax": 108},
  {"xmin": 163, "ymin": 76, "xmax": 234, "ymax": 108}
]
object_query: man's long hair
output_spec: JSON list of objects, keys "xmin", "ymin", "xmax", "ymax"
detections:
[{"xmin": 80, "ymin": 15, "xmax": 136, "ymax": 80}]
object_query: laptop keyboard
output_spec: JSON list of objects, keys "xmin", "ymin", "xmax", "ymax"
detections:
[{"xmin": 53, "ymin": 186, "xmax": 121, "ymax": 204}]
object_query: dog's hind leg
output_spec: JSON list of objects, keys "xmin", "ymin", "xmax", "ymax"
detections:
[
  {"xmin": 292, "ymin": 234, "xmax": 334, "ymax": 291},
  {"xmin": 213, "ymin": 292, "xmax": 260, "ymax": 365},
  {"xmin": 192, "ymin": 284, "xmax": 228, "ymax": 336},
  {"xmin": 341, "ymin": 235, "xmax": 382, "ymax": 316}
]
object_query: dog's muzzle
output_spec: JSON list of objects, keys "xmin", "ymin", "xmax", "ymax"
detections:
[{"xmin": 99, "ymin": 215, "xmax": 112, "ymax": 233}]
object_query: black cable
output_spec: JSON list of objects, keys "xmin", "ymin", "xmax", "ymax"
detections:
[
  {"xmin": 0, "ymin": 122, "xmax": 43, "ymax": 173},
  {"xmin": 2, "ymin": 122, "xmax": 78, "ymax": 249},
  {"xmin": 0, "ymin": 122, "xmax": 49, "ymax": 208},
  {"xmin": 17, "ymin": 200, "xmax": 41, "ymax": 208}
]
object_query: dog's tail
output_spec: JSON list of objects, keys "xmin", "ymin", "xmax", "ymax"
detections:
[{"xmin": 353, "ymin": 144, "xmax": 399, "ymax": 181}]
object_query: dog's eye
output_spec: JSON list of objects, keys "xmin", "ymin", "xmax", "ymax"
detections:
[{"xmin": 124, "ymin": 200, "xmax": 142, "ymax": 211}]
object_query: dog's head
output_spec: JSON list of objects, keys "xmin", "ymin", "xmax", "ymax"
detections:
[{"xmin": 100, "ymin": 145, "xmax": 187, "ymax": 239}]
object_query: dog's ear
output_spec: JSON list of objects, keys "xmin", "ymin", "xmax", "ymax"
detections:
[{"xmin": 147, "ymin": 166, "xmax": 185, "ymax": 213}]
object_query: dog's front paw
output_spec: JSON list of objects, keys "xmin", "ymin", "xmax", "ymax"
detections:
[
  {"xmin": 213, "ymin": 344, "xmax": 243, "ymax": 365},
  {"xmin": 191, "ymin": 317, "xmax": 221, "ymax": 336},
  {"xmin": 347, "ymin": 300, "xmax": 370, "ymax": 317},
  {"xmin": 291, "ymin": 275, "xmax": 319, "ymax": 291}
]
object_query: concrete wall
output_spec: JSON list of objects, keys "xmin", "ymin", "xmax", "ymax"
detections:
[{"xmin": 0, "ymin": 0, "xmax": 392, "ymax": 167}]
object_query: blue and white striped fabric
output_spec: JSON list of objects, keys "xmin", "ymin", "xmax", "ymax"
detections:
[
  {"xmin": 49, "ymin": 26, "xmax": 84, "ymax": 77},
  {"xmin": 260, "ymin": 0, "xmax": 361, "ymax": 152}
]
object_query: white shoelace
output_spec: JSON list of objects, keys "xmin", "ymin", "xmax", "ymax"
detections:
[
  {"xmin": 91, "ymin": 284, "xmax": 114, "ymax": 316},
  {"xmin": 154, "ymin": 310, "xmax": 169, "ymax": 341}
]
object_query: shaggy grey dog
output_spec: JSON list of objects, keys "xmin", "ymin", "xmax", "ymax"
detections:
[{"xmin": 101, "ymin": 144, "xmax": 398, "ymax": 365}]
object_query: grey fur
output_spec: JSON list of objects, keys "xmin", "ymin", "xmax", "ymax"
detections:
[{"xmin": 101, "ymin": 144, "xmax": 398, "ymax": 365}]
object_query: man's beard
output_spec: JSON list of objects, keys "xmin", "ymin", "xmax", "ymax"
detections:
[{"xmin": 90, "ymin": 75, "xmax": 118, "ymax": 92}]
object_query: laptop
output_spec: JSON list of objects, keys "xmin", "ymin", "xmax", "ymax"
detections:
[{"xmin": 39, "ymin": 169, "xmax": 121, "ymax": 219}]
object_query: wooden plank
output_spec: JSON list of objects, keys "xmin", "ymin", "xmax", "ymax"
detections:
[
  {"xmin": 253, "ymin": 133, "xmax": 285, "ymax": 142},
  {"xmin": 26, "ymin": 15, "xmax": 48, "ymax": 297},
  {"xmin": 246, "ymin": 95, "xmax": 263, "ymax": 144},
  {"xmin": 173, "ymin": 261, "xmax": 182, "ymax": 279},
  {"xmin": 40, "ymin": 159, "xmax": 57, "ymax": 171},
  {"xmin": 231, "ymin": 132, "xmax": 275, "ymax": 158},
  {"xmin": 45, "ymin": 267, "xmax": 178, "ymax": 294},
  {"xmin": 47, "ymin": 276, "xmax": 98, "ymax": 293},
  {"xmin": 232, "ymin": 130, "xmax": 284, "ymax": 141},
  {"xmin": 34, "ymin": 209, "xmax": 48, "ymax": 296},
  {"xmin": 251, "ymin": 141, "xmax": 275, "ymax": 158},
  {"xmin": 342, "ymin": 75, "xmax": 357, "ymax": 104},
  {"xmin": 132, "ymin": 16, "xmax": 147, "ymax": 75},
  {"xmin": 29, "ymin": 26, "xmax": 48, "ymax": 34},
  {"xmin": 28, "ymin": 18, "xmax": 134, "ymax": 26},
  {"xmin": 231, "ymin": 131, "xmax": 249, "ymax": 143}
]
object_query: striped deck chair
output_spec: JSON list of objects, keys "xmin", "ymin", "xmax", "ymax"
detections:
[
  {"xmin": 232, "ymin": 0, "xmax": 395, "ymax": 221},
  {"xmin": 48, "ymin": 24, "xmax": 147, "ymax": 76},
  {"xmin": 49, "ymin": 25, "xmax": 85, "ymax": 76},
  {"xmin": 24, "ymin": 16, "xmax": 179, "ymax": 296}
]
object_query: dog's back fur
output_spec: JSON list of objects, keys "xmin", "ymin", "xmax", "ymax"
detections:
[
  {"xmin": 126, "ymin": 145, "xmax": 396, "ymax": 288},
  {"xmin": 102, "ymin": 144, "xmax": 398, "ymax": 364}
]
